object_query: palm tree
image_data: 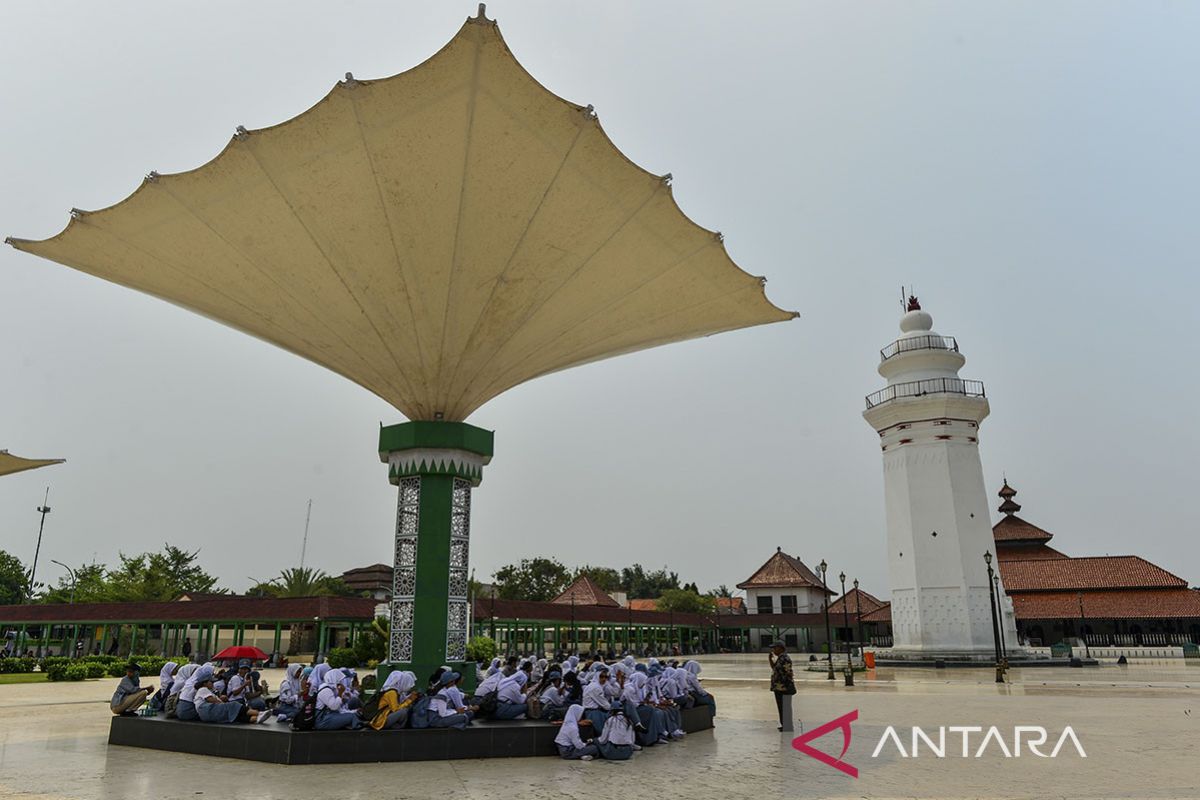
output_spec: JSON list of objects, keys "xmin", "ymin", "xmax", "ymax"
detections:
[{"xmin": 274, "ymin": 567, "xmax": 329, "ymax": 597}]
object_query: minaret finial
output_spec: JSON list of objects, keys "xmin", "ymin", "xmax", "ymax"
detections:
[{"xmin": 906, "ymin": 293, "xmax": 921, "ymax": 312}]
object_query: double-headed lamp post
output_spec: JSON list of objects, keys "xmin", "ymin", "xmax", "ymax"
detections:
[
  {"xmin": 983, "ymin": 551, "xmax": 1005, "ymax": 684},
  {"xmin": 839, "ymin": 571, "xmax": 854, "ymax": 687},
  {"xmin": 819, "ymin": 560, "xmax": 834, "ymax": 680}
]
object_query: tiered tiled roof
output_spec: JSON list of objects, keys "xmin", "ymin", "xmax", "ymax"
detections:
[
  {"xmin": 0, "ymin": 595, "xmax": 378, "ymax": 623},
  {"xmin": 993, "ymin": 515, "xmax": 1054, "ymax": 543},
  {"xmin": 999, "ymin": 556, "xmax": 1188, "ymax": 592},
  {"xmin": 827, "ymin": 587, "xmax": 887, "ymax": 617},
  {"xmin": 737, "ymin": 547, "xmax": 831, "ymax": 592},
  {"xmin": 1011, "ymin": 589, "xmax": 1200, "ymax": 620},
  {"xmin": 715, "ymin": 596, "xmax": 746, "ymax": 614},
  {"xmin": 995, "ymin": 544, "xmax": 1068, "ymax": 562},
  {"xmin": 551, "ymin": 575, "xmax": 620, "ymax": 607},
  {"xmin": 860, "ymin": 602, "xmax": 891, "ymax": 624},
  {"xmin": 627, "ymin": 599, "xmax": 657, "ymax": 612}
]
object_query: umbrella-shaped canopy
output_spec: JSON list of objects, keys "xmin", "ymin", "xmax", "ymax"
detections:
[
  {"xmin": 212, "ymin": 645, "xmax": 270, "ymax": 663},
  {"xmin": 0, "ymin": 450, "xmax": 65, "ymax": 478},
  {"xmin": 7, "ymin": 7, "xmax": 796, "ymax": 421}
]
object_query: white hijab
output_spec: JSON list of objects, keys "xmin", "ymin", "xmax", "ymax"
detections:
[
  {"xmin": 382, "ymin": 670, "xmax": 416, "ymax": 694},
  {"xmin": 158, "ymin": 661, "xmax": 178, "ymax": 690},
  {"xmin": 554, "ymin": 704, "xmax": 587, "ymax": 749},
  {"xmin": 283, "ymin": 664, "xmax": 304, "ymax": 697},
  {"xmin": 170, "ymin": 663, "xmax": 199, "ymax": 696},
  {"xmin": 486, "ymin": 658, "xmax": 501, "ymax": 676},
  {"xmin": 310, "ymin": 663, "xmax": 331, "ymax": 696}
]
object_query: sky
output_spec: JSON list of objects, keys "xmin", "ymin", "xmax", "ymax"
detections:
[{"xmin": 2, "ymin": 1, "xmax": 1198, "ymax": 599}]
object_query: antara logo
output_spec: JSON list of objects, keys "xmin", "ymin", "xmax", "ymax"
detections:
[{"xmin": 791, "ymin": 711, "xmax": 1087, "ymax": 778}]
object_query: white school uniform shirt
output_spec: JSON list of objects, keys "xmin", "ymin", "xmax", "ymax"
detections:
[
  {"xmin": 315, "ymin": 685, "xmax": 344, "ymax": 711},
  {"xmin": 227, "ymin": 673, "xmax": 248, "ymax": 699},
  {"xmin": 554, "ymin": 706, "xmax": 588, "ymax": 749},
  {"xmin": 497, "ymin": 673, "xmax": 528, "ymax": 704},
  {"xmin": 443, "ymin": 685, "xmax": 466, "ymax": 708},
  {"xmin": 179, "ymin": 675, "xmax": 201, "ymax": 703},
  {"xmin": 539, "ymin": 685, "xmax": 566, "ymax": 707},
  {"xmin": 476, "ymin": 671, "xmax": 504, "ymax": 695},
  {"xmin": 195, "ymin": 686, "xmax": 216, "ymax": 704},
  {"xmin": 430, "ymin": 691, "xmax": 458, "ymax": 717},
  {"xmin": 581, "ymin": 679, "xmax": 609, "ymax": 709},
  {"xmin": 599, "ymin": 713, "xmax": 636, "ymax": 746}
]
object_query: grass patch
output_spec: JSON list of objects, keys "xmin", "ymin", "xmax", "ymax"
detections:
[{"xmin": 0, "ymin": 672, "xmax": 49, "ymax": 685}]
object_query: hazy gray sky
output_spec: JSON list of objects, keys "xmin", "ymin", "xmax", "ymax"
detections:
[{"xmin": 3, "ymin": 1, "xmax": 1198, "ymax": 599}]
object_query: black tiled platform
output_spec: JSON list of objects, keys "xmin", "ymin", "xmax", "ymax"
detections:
[{"xmin": 108, "ymin": 705, "xmax": 715, "ymax": 764}]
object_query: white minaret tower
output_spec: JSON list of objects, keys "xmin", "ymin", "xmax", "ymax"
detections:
[{"xmin": 863, "ymin": 295, "xmax": 1018, "ymax": 658}]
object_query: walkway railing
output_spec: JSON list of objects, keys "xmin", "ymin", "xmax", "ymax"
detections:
[
  {"xmin": 865, "ymin": 378, "xmax": 986, "ymax": 409},
  {"xmin": 1085, "ymin": 632, "xmax": 1197, "ymax": 646},
  {"xmin": 880, "ymin": 335, "xmax": 959, "ymax": 361}
]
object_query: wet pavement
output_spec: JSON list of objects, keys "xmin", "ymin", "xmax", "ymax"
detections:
[{"xmin": 0, "ymin": 655, "xmax": 1196, "ymax": 799}]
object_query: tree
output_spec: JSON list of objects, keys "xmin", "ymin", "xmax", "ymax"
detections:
[
  {"xmin": 493, "ymin": 557, "xmax": 571, "ymax": 601},
  {"xmin": 620, "ymin": 564, "xmax": 680, "ymax": 599},
  {"xmin": 43, "ymin": 563, "xmax": 107, "ymax": 604},
  {"xmin": 0, "ymin": 549, "xmax": 28, "ymax": 605},
  {"xmin": 573, "ymin": 565, "xmax": 622, "ymax": 593},
  {"xmin": 656, "ymin": 588, "xmax": 716, "ymax": 615},
  {"xmin": 710, "ymin": 584, "xmax": 733, "ymax": 598},
  {"xmin": 87, "ymin": 544, "xmax": 223, "ymax": 602},
  {"xmin": 255, "ymin": 567, "xmax": 356, "ymax": 598}
]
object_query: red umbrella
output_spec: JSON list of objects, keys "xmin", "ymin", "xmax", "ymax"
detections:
[{"xmin": 212, "ymin": 645, "xmax": 269, "ymax": 662}]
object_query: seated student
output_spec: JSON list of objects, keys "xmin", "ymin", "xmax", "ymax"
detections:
[
  {"xmin": 194, "ymin": 666, "xmax": 272, "ymax": 724},
  {"xmin": 553, "ymin": 705, "xmax": 599, "ymax": 761},
  {"xmin": 166, "ymin": 663, "xmax": 199, "ymax": 718},
  {"xmin": 176, "ymin": 664, "xmax": 207, "ymax": 721},
  {"xmin": 428, "ymin": 672, "xmax": 473, "ymax": 729},
  {"xmin": 274, "ymin": 664, "xmax": 305, "ymax": 722},
  {"xmin": 469, "ymin": 663, "xmax": 505, "ymax": 712},
  {"xmin": 226, "ymin": 660, "xmax": 267, "ymax": 711},
  {"xmin": 110, "ymin": 662, "xmax": 153, "ymax": 717},
  {"xmin": 682, "ymin": 660, "xmax": 715, "ymax": 714},
  {"xmin": 580, "ymin": 665, "xmax": 613, "ymax": 730},
  {"xmin": 537, "ymin": 670, "xmax": 569, "ymax": 720},
  {"xmin": 597, "ymin": 702, "xmax": 639, "ymax": 760},
  {"xmin": 148, "ymin": 661, "xmax": 178, "ymax": 712},
  {"xmin": 309, "ymin": 663, "xmax": 331, "ymax": 698},
  {"xmin": 426, "ymin": 665, "xmax": 450, "ymax": 694},
  {"xmin": 493, "ymin": 670, "xmax": 529, "ymax": 720},
  {"xmin": 648, "ymin": 666, "xmax": 685, "ymax": 739},
  {"xmin": 369, "ymin": 670, "xmax": 419, "ymax": 731},
  {"xmin": 342, "ymin": 669, "xmax": 361, "ymax": 710},
  {"xmin": 622, "ymin": 673, "xmax": 669, "ymax": 746},
  {"xmin": 315, "ymin": 668, "xmax": 362, "ymax": 730}
]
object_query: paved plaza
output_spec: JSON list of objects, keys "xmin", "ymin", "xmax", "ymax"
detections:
[{"xmin": 0, "ymin": 656, "xmax": 1196, "ymax": 800}]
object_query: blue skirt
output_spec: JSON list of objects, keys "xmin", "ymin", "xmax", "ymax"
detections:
[
  {"xmin": 176, "ymin": 700, "xmax": 199, "ymax": 721},
  {"xmin": 197, "ymin": 700, "xmax": 244, "ymax": 724}
]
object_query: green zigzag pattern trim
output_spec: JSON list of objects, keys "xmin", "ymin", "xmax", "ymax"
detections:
[{"xmin": 388, "ymin": 458, "xmax": 482, "ymax": 484}]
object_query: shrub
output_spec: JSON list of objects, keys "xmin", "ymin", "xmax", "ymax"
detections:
[
  {"xmin": 352, "ymin": 618, "xmax": 388, "ymax": 665},
  {"xmin": 465, "ymin": 635, "xmax": 496, "ymax": 664},
  {"xmin": 65, "ymin": 664, "xmax": 88, "ymax": 681},
  {"xmin": 106, "ymin": 662, "xmax": 127, "ymax": 678},
  {"xmin": 45, "ymin": 663, "xmax": 69, "ymax": 681},
  {"xmin": 85, "ymin": 662, "xmax": 107, "ymax": 679},
  {"xmin": 0, "ymin": 657, "xmax": 36, "ymax": 674},
  {"xmin": 326, "ymin": 647, "xmax": 358, "ymax": 669}
]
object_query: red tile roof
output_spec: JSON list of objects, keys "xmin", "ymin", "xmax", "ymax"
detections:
[
  {"xmin": 627, "ymin": 599, "xmax": 658, "ymax": 612},
  {"xmin": 1010, "ymin": 589, "xmax": 1200, "ymax": 620},
  {"xmin": 472, "ymin": 597, "xmax": 709, "ymax": 626},
  {"xmin": 737, "ymin": 548, "xmax": 831, "ymax": 592},
  {"xmin": 999, "ymin": 556, "xmax": 1188, "ymax": 592},
  {"xmin": 860, "ymin": 602, "xmax": 891, "ymax": 624},
  {"xmin": 995, "ymin": 544, "xmax": 1068, "ymax": 561},
  {"xmin": 992, "ymin": 514, "xmax": 1054, "ymax": 543},
  {"xmin": 826, "ymin": 587, "xmax": 887, "ymax": 617},
  {"xmin": 0, "ymin": 595, "xmax": 378, "ymax": 624},
  {"xmin": 551, "ymin": 575, "xmax": 620, "ymax": 607},
  {"xmin": 715, "ymin": 597, "xmax": 746, "ymax": 614}
]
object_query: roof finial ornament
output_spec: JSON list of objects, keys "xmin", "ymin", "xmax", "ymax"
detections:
[
  {"xmin": 470, "ymin": 3, "xmax": 492, "ymax": 23},
  {"xmin": 145, "ymin": 170, "xmax": 160, "ymax": 183},
  {"xmin": 906, "ymin": 293, "xmax": 921, "ymax": 312},
  {"xmin": 234, "ymin": 125, "xmax": 249, "ymax": 141},
  {"xmin": 997, "ymin": 479, "xmax": 1021, "ymax": 516},
  {"xmin": 342, "ymin": 72, "xmax": 358, "ymax": 88}
]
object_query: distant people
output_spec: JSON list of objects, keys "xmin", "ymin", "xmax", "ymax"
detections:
[
  {"xmin": 110, "ymin": 662, "xmax": 152, "ymax": 716},
  {"xmin": 768, "ymin": 640, "xmax": 795, "ymax": 731},
  {"xmin": 107, "ymin": 638, "xmax": 119, "ymax": 656},
  {"xmin": 181, "ymin": 637, "xmax": 192, "ymax": 659}
]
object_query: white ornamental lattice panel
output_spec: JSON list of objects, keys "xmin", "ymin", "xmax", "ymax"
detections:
[{"xmin": 390, "ymin": 477, "xmax": 420, "ymax": 662}]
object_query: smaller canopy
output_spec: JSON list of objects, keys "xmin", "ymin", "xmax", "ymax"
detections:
[
  {"xmin": 212, "ymin": 645, "xmax": 269, "ymax": 662},
  {"xmin": 0, "ymin": 450, "xmax": 65, "ymax": 478}
]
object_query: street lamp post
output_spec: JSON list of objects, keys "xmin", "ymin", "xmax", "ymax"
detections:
[
  {"xmin": 1077, "ymin": 591, "xmax": 1090, "ymax": 660},
  {"xmin": 26, "ymin": 488, "xmax": 52, "ymax": 603},
  {"xmin": 819, "ymin": 560, "xmax": 834, "ymax": 680},
  {"xmin": 839, "ymin": 572, "xmax": 854, "ymax": 687},
  {"xmin": 570, "ymin": 594, "xmax": 576, "ymax": 656},
  {"xmin": 853, "ymin": 578, "xmax": 865, "ymax": 652},
  {"xmin": 50, "ymin": 560, "xmax": 79, "ymax": 658},
  {"xmin": 983, "ymin": 551, "xmax": 1004, "ymax": 684},
  {"xmin": 993, "ymin": 573, "xmax": 1008, "ymax": 669}
]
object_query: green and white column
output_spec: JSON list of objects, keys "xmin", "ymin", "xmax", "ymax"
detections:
[{"xmin": 379, "ymin": 421, "xmax": 493, "ymax": 685}]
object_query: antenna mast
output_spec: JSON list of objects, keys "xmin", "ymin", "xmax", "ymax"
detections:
[{"xmin": 299, "ymin": 499, "xmax": 312, "ymax": 569}]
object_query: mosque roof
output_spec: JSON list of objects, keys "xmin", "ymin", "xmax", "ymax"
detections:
[
  {"xmin": 1010, "ymin": 589, "xmax": 1200, "ymax": 621},
  {"xmin": 999, "ymin": 556, "xmax": 1189, "ymax": 592},
  {"xmin": 827, "ymin": 587, "xmax": 887, "ymax": 617}
]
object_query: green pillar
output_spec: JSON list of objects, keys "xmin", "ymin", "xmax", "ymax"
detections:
[
  {"xmin": 273, "ymin": 623, "xmax": 282, "ymax": 655},
  {"xmin": 379, "ymin": 421, "xmax": 493, "ymax": 688}
]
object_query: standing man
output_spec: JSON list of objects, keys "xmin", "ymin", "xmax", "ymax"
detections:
[
  {"xmin": 768, "ymin": 640, "xmax": 795, "ymax": 732},
  {"xmin": 181, "ymin": 636, "xmax": 192, "ymax": 661}
]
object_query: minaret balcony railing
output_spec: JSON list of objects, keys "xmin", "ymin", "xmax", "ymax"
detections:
[
  {"xmin": 879, "ymin": 334, "xmax": 959, "ymax": 362},
  {"xmin": 864, "ymin": 377, "xmax": 986, "ymax": 409}
]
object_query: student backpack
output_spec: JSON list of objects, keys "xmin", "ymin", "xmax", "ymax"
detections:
[
  {"xmin": 409, "ymin": 694, "xmax": 433, "ymax": 729},
  {"xmin": 291, "ymin": 691, "xmax": 317, "ymax": 731}
]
